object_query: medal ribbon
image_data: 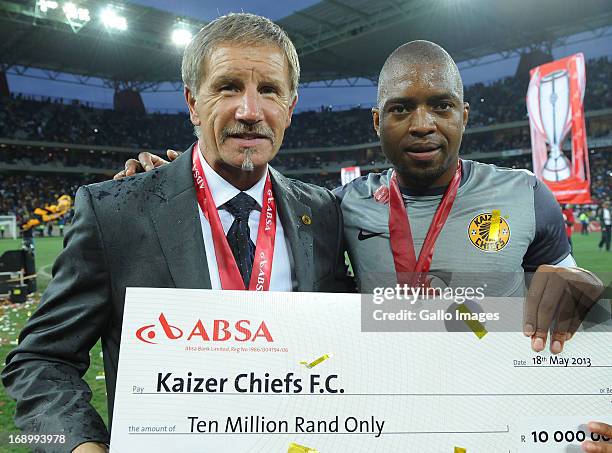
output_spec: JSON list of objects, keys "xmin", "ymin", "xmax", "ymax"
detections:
[
  {"xmin": 192, "ymin": 143, "xmax": 276, "ymax": 291},
  {"xmin": 388, "ymin": 161, "xmax": 462, "ymax": 286}
]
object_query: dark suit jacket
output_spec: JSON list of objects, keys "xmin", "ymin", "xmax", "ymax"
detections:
[{"xmin": 2, "ymin": 148, "xmax": 352, "ymax": 451}]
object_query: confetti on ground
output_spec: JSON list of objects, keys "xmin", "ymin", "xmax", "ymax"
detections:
[{"xmin": 0, "ymin": 296, "xmax": 39, "ymax": 345}]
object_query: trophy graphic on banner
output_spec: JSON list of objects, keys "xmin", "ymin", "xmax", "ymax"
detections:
[
  {"xmin": 538, "ymin": 70, "xmax": 572, "ymax": 181},
  {"xmin": 526, "ymin": 53, "xmax": 592, "ymax": 203}
]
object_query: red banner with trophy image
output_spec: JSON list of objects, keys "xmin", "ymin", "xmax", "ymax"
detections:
[{"xmin": 526, "ymin": 53, "xmax": 592, "ymax": 204}]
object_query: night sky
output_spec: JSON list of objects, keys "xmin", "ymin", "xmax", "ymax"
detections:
[{"xmin": 7, "ymin": 1, "xmax": 612, "ymax": 112}]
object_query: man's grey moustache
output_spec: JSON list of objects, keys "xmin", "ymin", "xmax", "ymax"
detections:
[{"xmin": 221, "ymin": 128, "xmax": 274, "ymax": 143}]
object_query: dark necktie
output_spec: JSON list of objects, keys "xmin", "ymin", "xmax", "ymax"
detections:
[{"xmin": 222, "ymin": 192, "xmax": 259, "ymax": 287}]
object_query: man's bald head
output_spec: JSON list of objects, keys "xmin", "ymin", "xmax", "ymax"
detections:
[{"xmin": 377, "ymin": 40, "xmax": 463, "ymax": 107}]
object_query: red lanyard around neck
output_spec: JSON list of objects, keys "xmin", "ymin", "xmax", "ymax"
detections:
[
  {"xmin": 388, "ymin": 161, "xmax": 462, "ymax": 286},
  {"xmin": 192, "ymin": 143, "xmax": 276, "ymax": 290}
]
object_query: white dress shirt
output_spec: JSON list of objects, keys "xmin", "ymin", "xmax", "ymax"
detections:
[{"xmin": 197, "ymin": 152, "xmax": 293, "ymax": 291}]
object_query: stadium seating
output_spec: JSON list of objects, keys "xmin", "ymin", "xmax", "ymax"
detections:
[
  {"xmin": 2, "ymin": 56, "xmax": 610, "ymax": 149},
  {"xmin": 1, "ymin": 56, "xmax": 611, "ymax": 222}
]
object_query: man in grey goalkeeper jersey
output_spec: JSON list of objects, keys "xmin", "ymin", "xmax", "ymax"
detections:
[
  {"xmin": 332, "ymin": 42, "xmax": 609, "ymax": 451},
  {"xmin": 336, "ymin": 156, "xmax": 572, "ymax": 297},
  {"xmin": 336, "ymin": 41, "xmax": 574, "ymax": 296},
  {"xmin": 336, "ymin": 40, "xmax": 605, "ymax": 346}
]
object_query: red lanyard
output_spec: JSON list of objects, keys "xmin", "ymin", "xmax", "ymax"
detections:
[
  {"xmin": 191, "ymin": 143, "xmax": 276, "ymax": 291},
  {"xmin": 388, "ymin": 161, "xmax": 462, "ymax": 286}
]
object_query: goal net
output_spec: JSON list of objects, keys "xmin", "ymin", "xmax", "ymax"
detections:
[{"xmin": 0, "ymin": 215, "xmax": 18, "ymax": 240}]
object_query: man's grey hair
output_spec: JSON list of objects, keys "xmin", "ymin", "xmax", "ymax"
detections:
[{"xmin": 182, "ymin": 13, "xmax": 300, "ymax": 101}]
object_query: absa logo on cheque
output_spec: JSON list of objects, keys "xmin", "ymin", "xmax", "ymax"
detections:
[{"xmin": 135, "ymin": 313, "xmax": 274, "ymax": 345}]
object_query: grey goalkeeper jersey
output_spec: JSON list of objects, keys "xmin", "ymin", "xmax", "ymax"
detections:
[{"xmin": 334, "ymin": 160, "xmax": 570, "ymax": 296}]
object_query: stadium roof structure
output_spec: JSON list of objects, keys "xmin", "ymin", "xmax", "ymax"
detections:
[{"xmin": 1, "ymin": 0, "xmax": 612, "ymax": 91}]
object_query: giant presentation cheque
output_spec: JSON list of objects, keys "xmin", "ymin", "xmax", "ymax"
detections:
[{"xmin": 110, "ymin": 288, "xmax": 612, "ymax": 452}]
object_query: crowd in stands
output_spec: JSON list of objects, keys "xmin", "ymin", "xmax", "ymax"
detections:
[
  {"xmin": 469, "ymin": 151, "xmax": 612, "ymax": 203},
  {"xmin": 589, "ymin": 152, "xmax": 612, "ymax": 202},
  {"xmin": 462, "ymin": 129, "xmax": 531, "ymax": 153},
  {"xmin": 302, "ymin": 150, "xmax": 612, "ymax": 196},
  {"xmin": 2, "ymin": 150, "xmax": 608, "ymax": 221},
  {"xmin": 464, "ymin": 56, "xmax": 612, "ymax": 128},
  {"xmin": 1, "ymin": 56, "xmax": 611, "ymax": 220},
  {"xmin": 0, "ymin": 147, "xmax": 126, "ymax": 170},
  {"xmin": 0, "ymin": 93, "xmax": 193, "ymax": 151},
  {"xmin": 2, "ymin": 56, "xmax": 609, "ymax": 151},
  {"xmin": 583, "ymin": 57, "xmax": 612, "ymax": 113},
  {"xmin": 282, "ymin": 108, "xmax": 376, "ymax": 147},
  {"xmin": 0, "ymin": 94, "xmax": 379, "ymax": 151},
  {"xmin": 0, "ymin": 174, "xmax": 102, "ymax": 226},
  {"xmin": 272, "ymin": 147, "xmax": 382, "ymax": 171},
  {"xmin": 1, "ymin": 150, "xmax": 610, "ymax": 222}
]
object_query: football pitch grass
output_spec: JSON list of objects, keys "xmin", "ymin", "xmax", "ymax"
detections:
[
  {"xmin": 0, "ymin": 234, "xmax": 610, "ymax": 450},
  {"xmin": 0, "ymin": 237, "xmax": 106, "ymax": 452}
]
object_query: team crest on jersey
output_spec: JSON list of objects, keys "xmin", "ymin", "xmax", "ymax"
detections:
[
  {"xmin": 468, "ymin": 210, "xmax": 510, "ymax": 252},
  {"xmin": 373, "ymin": 185, "xmax": 390, "ymax": 204}
]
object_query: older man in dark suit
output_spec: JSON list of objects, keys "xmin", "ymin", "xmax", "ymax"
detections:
[{"xmin": 2, "ymin": 13, "xmax": 351, "ymax": 453}]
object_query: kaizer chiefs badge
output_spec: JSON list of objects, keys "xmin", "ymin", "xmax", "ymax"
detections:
[{"xmin": 468, "ymin": 210, "xmax": 510, "ymax": 252}]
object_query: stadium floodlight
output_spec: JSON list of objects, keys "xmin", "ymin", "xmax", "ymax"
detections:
[
  {"xmin": 38, "ymin": 0, "xmax": 59, "ymax": 13},
  {"xmin": 171, "ymin": 27, "xmax": 192, "ymax": 46},
  {"xmin": 77, "ymin": 7, "xmax": 90, "ymax": 21},
  {"xmin": 63, "ymin": 2, "xmax": 90, "ymax": 22},
  {"xmin": 101, "ymin": 7, "xmax": 128, "ymax": 31},
  {"xmin": 63, "ymin": 2, "xmax": 77, "ymax": 18}
]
